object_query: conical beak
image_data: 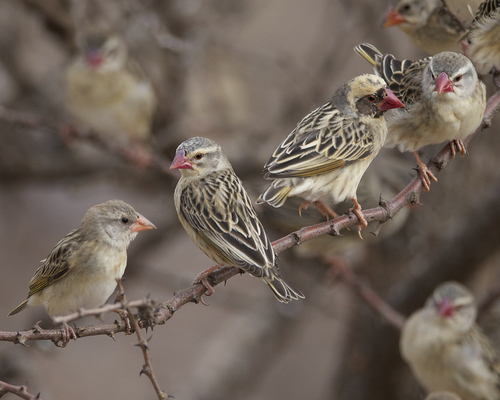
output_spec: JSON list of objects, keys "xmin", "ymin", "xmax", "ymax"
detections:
[
  {"xmin": 169, "ymin": 150, "xmax": 193, "ymax": 170},
  {"xmin": 378, "ymin": 88, "xmax": 405, "ymax": 111},
  {"xmin": 435, "ymin": 72, "xmax": 453, "ymax": 94},
  {"xmin": 383, "ymin": 8, "xmax": 406, "ymax": 28},
  {"xmin": 437, "ymin": 298, "xmax": 454, "ymax": 318},
  {"xmin": 131, "ymin": 213, "xmax": 156, "ymax": 233}
]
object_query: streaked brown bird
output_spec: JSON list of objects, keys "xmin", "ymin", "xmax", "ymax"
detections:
[
  {"xmin": 256, "ymin": 74, "xmax": 404, "ymax": 229},
  {"xmin": 9, "ymin": 200, "xmax": 156, "ymax": 344},
  {"xmin": 355, "ymin": 43, "xmax": 486, "ymax": 192},
  {"xmin": 170, "ymin": 137, "xmax": 304, "ymax": 303}
]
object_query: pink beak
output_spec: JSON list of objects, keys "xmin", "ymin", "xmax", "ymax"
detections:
[
  {"xmin": 170, "ymin": 150, "xmax": 193, "ymax": 170},
  {"xmin": 378, "ymin": 88, "xmax": 405, "ymax": 111},
  {"xmin": 86, "ymin": 50, "xmax": 103, "ymax": 68},
  {"xmin": 383, "ymin": 8, "xmax": 406, "ymax": 28},
  {"xmin": 131, "ymin": 212, "xmax": 156, "ymax": 233},
  {"xmin": 437, "ymin": 298, "xmax": 454, "ymax": 318},
  {"xmin": 436, "ymin": 72, "xmax": 453, "ymax": 94}
]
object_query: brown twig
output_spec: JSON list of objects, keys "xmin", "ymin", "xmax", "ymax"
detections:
[
  {"xmin": 325, "ymin": 256, "xmax": 406, "ymax": 331},
  {"xmin": 0, "ymin": 92, "xmax": 499, "ymax": 345},
  {"xmin": 0, "ymin": 379, "xmax": 43, "ymax": 400},
  {"xmin": 115, "ymin": 281, "xmax": 169, "ymax": 400}
]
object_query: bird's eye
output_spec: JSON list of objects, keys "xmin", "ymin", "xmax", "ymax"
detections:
[
  {"xmin": 400, "ymin": 4, "xmax": 411, "ymax": 12},
  {"xmin": 121, "ymin": 217, "xmax": 129, "ymax": 224},
  {"xmin": 195, "ymin": 153, "xmax": 204, "ymax": 160},
  {"xmin": 367, "ymin": 95, "xmax": 377, "ymax": 103},
  {"xmin": 454, "ymin": 75, "xmax": 462, "ymax": 83},
  {"xmin": 107, "ymin": 48, "xmax": 118, "ymax": 58}
]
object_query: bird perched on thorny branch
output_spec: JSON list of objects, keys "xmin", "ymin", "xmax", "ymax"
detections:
[
  {"xmin": 8, "ymin": 200, "xmax": 156, "ymax": 346},
  {"xmin": 382, "ymin": 0, "xmax": 466, "ymax": 54},
  {"xmin": 400, "ymin": 281, "xmax": 500, "ymax": 400},
  {"xmin": 170, "ymin": 136, "xmax": 304, "ymax": 303},
  {"xmin": 256, "ymin": 74, "xmax": 404, "ymax": 230},
  {"xmin": 65, "ymin": 32, "xmax": 157, "ymax": 164},
  {"xmin": 355, "ymin": 43, "xmax": 486, "ymax": 192},
  {"xmin": 463, "ymin": 0, "xmax": 500, "ymax": 86}
]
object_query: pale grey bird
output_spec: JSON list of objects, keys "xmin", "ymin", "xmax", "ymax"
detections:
[
  {"xmin": 400, "ymin": 281, "xmax": 500, "ymax": 400},
  {"xmin": 355, "ymin": 43, "xmax": 486, "ymax": 192},
  {"xmin": 170, "ymin": 137, "xmax": 304, "ymax": 303},
  {"xmin": 256, "ymin": 74, "xmax": 404, "ymax": 229},
  {"xmin": 464, "ymin": 0, "xmax": 500, "ymax": 82},
  {"xmin": 382, "ymin": 0, "xmax": 466, "ymax": 55},
  {"xmin": 9, "ymin": 200, "xmax": 156, "ymax": 344}
]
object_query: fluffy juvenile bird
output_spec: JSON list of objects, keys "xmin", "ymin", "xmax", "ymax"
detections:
[
  {"xmin": 65, "ymin": 33, "xmax": 157, "ymax": 149},
  {"xmin": 463, "ymin": 0, "xmax": 500, "ymax": 81},
  {"xmin": 382, "ymin": 0, "xmax": 466, "ymax": 54},
  {"xmin": 400, "ymin": 281, "xmax": 500, "ymax": 400},
  {"xmin": 170, "ymin": 137, "xmax": 304, "ymax": 303},
  {"xmin": 9, "ymin": 200, "xmax": 156, "ymax": 343},
  {"xmin": 256, "ymin": 74, "xmax": 404, "ymax": 229},
  {"xmin": 355, "ymin": 43, "xmax": 486, "ymax": 191}
]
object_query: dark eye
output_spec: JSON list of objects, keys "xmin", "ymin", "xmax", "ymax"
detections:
[
  {"xmin": 400, "ymin": 4, "xmax": 411, "ymax": 12},
  {"xmin": 121, "ymin": 217, "xmax": 129, "ymax": 224},
  {"xmin": 367, "ymin": 95, "xmax": 377, "ymax": 103},
  {"xmin": 454, "ymin": 75, "xmax": 462, "ymax": 83},
  {"xmin": 195, "ymin": 153, "xmax": 204, "ymax": 160}
]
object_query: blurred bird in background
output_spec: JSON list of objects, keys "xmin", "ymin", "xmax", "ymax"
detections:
[
  {"xmin": 355, "ymin": 43, "xmax": 486, "ymax": 192},
  {"xmin": 170, "ymin": 137, "xmax": 304, "ymax": 303},
  {"xmin": 8, "ymin": 200, "xmax": 156, "ymax": 345},
  {"xmin": 257, "ymin": 74, "xmax": 404, "ymax": 230},
  {"xmin": 65, "ymin": 32, "xmax": 157, "ymax": 165},
  {"xmin": 425, "ymin": 391, "xmax": 462, "ymax": 400},
  {"xmin": 400, "ymin": 281, "xmax": 500, "ymax": 400}
]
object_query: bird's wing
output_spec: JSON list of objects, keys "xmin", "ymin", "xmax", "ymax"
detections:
[
  {"xmin": 263, "ymin": 103, "xmax": 375, "ymax": 179},
  {"xmin": 469, "ymin": 0, "xmax": 500, "ymax": 32},
  {"xmin": 26, "ymin": 229, "xmax": 80, "ymax": 296},
  {"xmin": 179, "ymin": 170, "xmax": 274, "ymax": 277}
]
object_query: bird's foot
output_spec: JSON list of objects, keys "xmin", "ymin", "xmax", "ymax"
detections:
[
  {"xmin": 116, "ymin": 309, "xmax": 132, "ymax": 335},
  {"xmin": 348, "ymin": 197, "xmax": 367, "ymax": 237},
  {"xmin": 313, "ymin": 201, "xmax": 339, "ymax": 220},
  {"xmin": 450, "ymin": 139, "xmax": 466, "ymax": 158},
  {"xmin": 413, "ymin": 151, "xmax": 437, "ymax": 192},
  {"xmin": 59, "ymin": 322, "xmax": 77, "ymax": 347},
  {"xmin": 192, "ymin": 265, "xmax": 222, "ymax": 297},
  {"xmin": 298, "ymin": 201, "xmax": 311, "ymax": 217}
]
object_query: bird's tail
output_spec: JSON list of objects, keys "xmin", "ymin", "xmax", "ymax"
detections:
[
  {"xmin": 8, "ymin": 298, "xmax": 29, "ymax": 317},
  {"xmin": 256, "ymin": 181, "xmax": 292, "ymax": 208},
  {"xmin": 354, "ymin": 43, "xmax": 382, "ymax": 68},
  {"xmin": 263, "ymin": 265, "xmax": 305, "ymax": 303}
]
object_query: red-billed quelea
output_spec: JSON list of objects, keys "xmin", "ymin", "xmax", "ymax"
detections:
[
  {"xmin": 382, "ymin": 0, "xmax": 467, "ymax": 55},
  {"xmin": 256, "ymin": 74, "xmax": 404, "ymax": 229},
  {"xmin": 463, "ymin": 0, "xmax": 500, "ymax": 83},
  {"xmin": 170, "ymin": 137, "xmax": 304, "ymax": 303},
  {"xmin": 8, "ymin": 200, "xmax": 156, "ymax": 345},
  {"xmin": 400, "ymin": 282, "xmax": 500, "ymax": 400},
  {"xmin": 355, "ymin": 43, "xmax": 486, "ymax": 192}
]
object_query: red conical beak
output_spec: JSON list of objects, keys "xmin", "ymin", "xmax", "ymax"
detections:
[
  {"xmin": 435, "ymin": 72, "xmax": 453, "ymax": 94},
  {"xmin": 131, "ymin": 212, "xmax": 156, "ymax": 233},
  {"xmin": 86, "ymin": 50, "xmax": 103, "ymax": 68},
  {"xmin": 438, "ymin": 298, "xmax": 454, "ymax": 318},
  {"xmin": 378, "ymin": 88, "xmax": 405, "ymax": 111},
  {"xmin": 383, "ymin": 8, "xmax": 406, "ymax": 28},
  {"xmin": 169, "ymin": 150, "xmax": 193, "ymax": 170}
]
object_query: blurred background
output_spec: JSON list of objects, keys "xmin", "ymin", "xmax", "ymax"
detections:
[{"xmin": 0, "ymin": 0, "xmax": 499, "ymax": 399}]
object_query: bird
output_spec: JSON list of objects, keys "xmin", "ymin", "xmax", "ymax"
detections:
[
  {"xmin": 382, "ymin": 0, "xmax": 466, "ymax": 55},
  {"xmin": 400, "ymin": 281, "xmax": 500, "ymax": 400},
  {"xmin": 463, "ymin": 0, "xmax": 500, "ymax": 84},
  {"xmin": 170, "ymin": 136, "xmax": 304, "ymax": 303},
  {"xmin": 425, "ymin": 391, "xmax": 462, "ymax": 400},
  {"xmin": 256, "ymin": 74, "xmax": 404, "ymax": 230},
  {"xmin": 65, "ymin": 32, "xmax": 157, "ymax": 159},
  {"xmin": 355, "ymin": 43, "xmax": 486, "ymax": 192},
  {"xmin": 8, "ymin": 200, "xmax": 156, "ymax": 344}
]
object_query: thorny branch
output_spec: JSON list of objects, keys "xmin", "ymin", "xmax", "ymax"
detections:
[
  {"xmin": 115, "ymin": 280, "xmax": 169, "ymax": 400},
  {"xmin": 0, "ymin": 379, "xmax": 43, "ymax": 400},
  {"xmin": 0, "ymin": 92, "xmax": 499, "ymax": 344}
]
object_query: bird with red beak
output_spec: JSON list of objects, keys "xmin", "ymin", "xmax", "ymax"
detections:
[
  {"xmin": 382, "ymin": 0, "xmax": 465, "ymax": 55},
  {"xmin": 355, "ymin": 43, "xmax": 486, "ymax": 192}
]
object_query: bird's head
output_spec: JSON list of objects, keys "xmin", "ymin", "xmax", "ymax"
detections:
[
  {"xmin": 383, "ymin": 0, "xmax": 437, "ymax": 29},
  {"xmin": 82, "ymin": 34, "xmax": 128, "ymax": 72}
]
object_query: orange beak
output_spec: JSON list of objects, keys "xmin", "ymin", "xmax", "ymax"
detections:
[
  {"xmin": 131, "ymin": 213, "xmax": 156, "ymax": 233},
  {"xmin": 383, "ymin": 7, "xmax": 406, "ymax": 28}
]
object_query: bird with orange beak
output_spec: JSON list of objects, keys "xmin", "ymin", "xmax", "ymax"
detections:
[
  {"xmin": 382, "ymin": 0, "xmax": 465, "ymax": 54},
  {"xmin": 355, "ymin": 43, "xmax": 486, "ymax": 192}
]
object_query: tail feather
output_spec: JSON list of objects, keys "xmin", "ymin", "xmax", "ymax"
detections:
[
  {"xmin": 256, "ymin": 182, "xmax": 292, "ymax": 208},
  {"xmin": 354, "ymin": 43, "xmax": 382, "ymax": 68},
  {"xmin": 8, "ymin": 298, "xmax": 29, "ymax": 317},
  {"xmin": 263, "ymin": 266, "xmax": 305, "ymax": 303}
]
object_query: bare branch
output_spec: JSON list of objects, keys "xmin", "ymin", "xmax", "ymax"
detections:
[{"xmin": 0, "ymin": 379, "xmax": 43, "ymax": 400}]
